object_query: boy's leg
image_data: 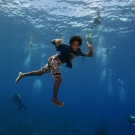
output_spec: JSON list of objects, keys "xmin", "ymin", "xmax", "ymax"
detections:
[
  {"xmin": 52, "ymin": 78, "xmax": 64, "ymax": 107},
  {"xmin": 15, "ymin": 70, "xmax": 44, "ymax": 83},
  {"xmin": 15, "ymin": 64, "xmax": 49, "ymax": 83},
  {"xmin": 48, "ymin": 56, "xmax": 64, "ymax": 107}
]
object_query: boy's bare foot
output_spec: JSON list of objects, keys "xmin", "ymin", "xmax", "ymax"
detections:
[
  {"xmin": 15, "ymin": 72, "xmax": 23, "ymax": 83},
  {"xmin": 52, "ymin": 98, "xmax": 64, "ymax": 107}
]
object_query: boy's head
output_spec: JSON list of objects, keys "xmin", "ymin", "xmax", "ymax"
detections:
[{"xmin": 69, "ymin": 36, "xmax": 82, "ymax": 51}]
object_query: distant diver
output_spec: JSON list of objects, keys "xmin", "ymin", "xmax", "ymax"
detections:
[
  {"xmin": 124, "ymin": 116, "xmax": 135, "ymax": 125},
  {"xmin": 27, "ymin": 41, "xmax": 36, "ymax": 53},
  {"xmin": 27, "ymin": 41, "xmax": 33, "ymax": 48},
  {"xmin": 91, "ymin": 8, "xmax": 103, "ymax": 29},
  {"xmin": 105, "ymin": 48, "xmax": 109, "ymax": 59},
  {"xmin": 12, "ymin": 94, "xmax": 26, "ymax": 110},
  {"xmin": 15, "ymin": 36, "xmax": 94, "ymax": 107},
  {"xmin": 27, "ymin": 33, "xmax": 36, "ymax": 53}
]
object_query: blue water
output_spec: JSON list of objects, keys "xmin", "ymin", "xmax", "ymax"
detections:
[{"xmin": 0, "ymin": 0, "xmax": 135, "ymax": 135}]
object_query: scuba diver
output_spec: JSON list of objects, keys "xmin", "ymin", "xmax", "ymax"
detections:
[
  {"xmin": 124, "ymin": 116, "xmax": 135, "ymax": 125},
  {"xmin": 12, "ymin": 94, "xmax": 26, "ymax": 110},
  {"xmin": 91, "ymin": 8, "xmax": 103, "ymax": 29}
]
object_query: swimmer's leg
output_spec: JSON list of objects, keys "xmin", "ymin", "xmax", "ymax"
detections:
[
  {"xmin": 49, "ymin": 61, "xmax": 64, "ymax": 107},
  {"xmin": 15, "ymin": 70, "xmax": 44, "ymax": 83},
  {"xmin": 52, "ymin": 78, "xmax": 64, "ymax": 107},
  {"xmin": 15, "ymin": 64, "xmax": 49, "ymax": 83}
]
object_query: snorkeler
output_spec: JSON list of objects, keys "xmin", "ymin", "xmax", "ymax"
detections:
[
  {"xmin": 12, "ymin": 94, "xmax": 26, "ymax": 110},
  {"xmin": 15, "ymin": 36, "xmax": 94, "ymax": 107},
  {"xmin": 124, "ymin": 116, "xmax": 135, "ymax": 125},
  {"xmin": 91, "ymin": 9, "xmax": 103, "ymax": 29}
]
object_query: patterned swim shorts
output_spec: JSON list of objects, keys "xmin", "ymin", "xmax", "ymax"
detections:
[{"xmin": 40, "ymin": 55, "xmax": 62, "ymax": 80}]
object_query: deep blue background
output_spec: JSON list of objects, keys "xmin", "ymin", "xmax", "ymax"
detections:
[{"xmin": 0, "ymin": 0, "xmax": 135, "ymax": 135}]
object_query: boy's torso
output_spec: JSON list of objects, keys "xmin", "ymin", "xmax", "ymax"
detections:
[{"xmin": 56, "ymin": 44, "xmax": 83, "ymax": 63}]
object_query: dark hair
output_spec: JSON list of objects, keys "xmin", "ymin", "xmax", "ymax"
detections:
[{"xmin": 69, "ymin": 36, "xmax": 82, "ymax": 46}]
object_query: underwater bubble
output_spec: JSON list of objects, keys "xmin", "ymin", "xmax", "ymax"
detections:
[
  {"xmin": 100, "ymin": 68, "xmax": 107, "ymax": 82},
  {"xmin": 119, "ymin": 87, "xmax": 126, "ymax": 102},
  {"xmin": 42, "ymin": 54, "xmax": 46, "ymax": 57},
  {"xmin": 23, "ymin": 54, "xmax": 31, "ymax": 69},
  {"xmin": 33, "ymin": 79, "xmax": 42, "ymax": 92},
  {"xmin": 109, "ymin": 69, "xmax": 112, "ymax": 72}
]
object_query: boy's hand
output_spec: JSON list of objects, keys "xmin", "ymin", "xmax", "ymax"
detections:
[
  {"xmin": 87, "ymin": 42, "xmax": 93, "ymax": 51},
  {"xmin": 55, "ymin": 39, "xmax": 63, "ymax": 46}
]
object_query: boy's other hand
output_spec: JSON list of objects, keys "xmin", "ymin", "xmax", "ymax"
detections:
[{"xmin": 87, "ymin": 42, "xmax": 93, "ymax": 51}]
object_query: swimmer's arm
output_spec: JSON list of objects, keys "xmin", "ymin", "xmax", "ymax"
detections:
[
  {"xmin": 55, "ymin": 40, "xmax": 69, "ymax": 51},
  {"xmin": 85, "ymin": 43, "xmax": 94, "ymax": 57},
  {"xmin": 55, "ymin": 40, "xmax": 62, "ymax": 46}
]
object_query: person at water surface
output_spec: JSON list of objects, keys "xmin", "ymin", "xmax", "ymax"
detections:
[
  {"xmin": 15, "ymin": 36, "xmax": 94, "ymax": 107},
  {"xmin": 91, "ymin": 8, "xmax": 103, "ymax": 29}
]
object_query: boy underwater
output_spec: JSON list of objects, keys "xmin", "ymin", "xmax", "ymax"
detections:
[{"xmin": 15, "ymin": 36, "xmax": 94, "ymax": 107}]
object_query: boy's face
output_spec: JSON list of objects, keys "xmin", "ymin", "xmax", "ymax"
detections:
[{"xmin": 71, "ymin": 41, "xmax": 80, "ymax": 51}]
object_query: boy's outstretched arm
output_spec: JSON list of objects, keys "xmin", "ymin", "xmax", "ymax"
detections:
[
  {"xmin": 55, "ymin": 39, "xmax": 63, "ymax": 46},
  {"xmin": 85, "ymin": 42, "xmax": 94, "ymax": 57},
  {"xmin": 51, "ymin": 39, "xmax": 63, "ymax": 46}
]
